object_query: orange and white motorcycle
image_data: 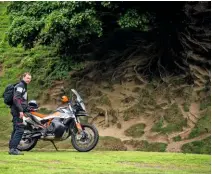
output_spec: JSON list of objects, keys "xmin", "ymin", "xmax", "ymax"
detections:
[{"xmin": 18, "ymin": 89, "xmax": 99, "ymax": 152}]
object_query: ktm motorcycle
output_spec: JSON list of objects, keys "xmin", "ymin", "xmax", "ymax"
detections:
[{"xmin": 18, "ymin": 89, "xmax": 99, "ymax": 152}]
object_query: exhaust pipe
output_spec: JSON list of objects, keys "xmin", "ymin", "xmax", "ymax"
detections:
[
  {"xmin": 22, "ymin": 132, "xmax": 42, "ymax": 139},
  {"xmin": 31, "ymin": 133, "xmax": 42, "ymax": 138},
  {"xmin": 42, "ymin": 135, "xmax": 55, "ymax": 140}
]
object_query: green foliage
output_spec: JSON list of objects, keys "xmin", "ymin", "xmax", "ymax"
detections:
[
  {"xmin": 6, "ymin": 1, "xmax": 150, "ymax": 57},
  {"xmin": 7, "ymin": 2, "xmax": 103, "ymax": 52},
  {"xmin": 96, "ymin": 136, "xmax": 126, "ymax": 151},
  {"xmin": 189, "ymin": 108, "xmax": 211, "ymax": 139},
  {"xmin": 123, "ymin": 106, "xmax": 141, "ymax": 121},
  {"xmin": 124, "ymin": 140, "xmax": 167, "ymax": 152},
  {"xmin": 151, "ymin": 104, "xmax": 187, "ymax": 134},
  {"xmin": 138, "ymin": 88, "xmax": 157, "ymax": 106},
  {"xmin": 8, "ymin": 16, "xmax": 44, "ymax": 48},
  {"xmin": 199, "ymin": 95, "xmax": 211, "ymax": 111},
  {"xmin": 152, "ymin": 120, "xmax": 186, "ymax": 134},
  {"xmin": 183, "ymin": 102, "xmax": 190, "ymax": 112},
  {"xmin": 164, "ymin": 103, "xmax": 183, "ymax": 123},
  {"xmin": 118, "ymin": 9, "xmax": 149, "ymax": 31},
  {"xmin": 173, "ymin": 135, "xmax": 182, "ymax": 142},
  {"xmin": 98, "ymin": 94, "xmax": 111, "ymax": 106},
  {"xmin": 124, "ymin": 123, "xmax": 146, "ymax": 138},
  {"xmin": 182, "ymin": 136, "xmax": 211, "ymax": 154},
  {"xmin": 40, "ymin": 9, "xmax": 102, "ymax": 46},
  {"xmin": 151, "ymin": 117, "xmax": 164, "ymax": 132}
]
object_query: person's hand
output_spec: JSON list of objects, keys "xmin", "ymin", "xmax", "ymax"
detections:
[{"xmin": 19, "ymin": 112, "xmax": 24, "ymax": 118}]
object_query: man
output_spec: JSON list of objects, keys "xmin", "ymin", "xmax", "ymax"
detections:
[{"xmin": 8, "ymin": 72, "xmax": 31, "ymax": 155}]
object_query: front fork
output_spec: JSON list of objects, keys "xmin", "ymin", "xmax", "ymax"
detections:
[
  {"xmin": 68, "ymin": 103, "xmax": 83, "ymax": 134},
  {"xmin": 74, "ymin": 118, "xmax": 87, "ymax": 140},
  {"xmin": 74, "ymin": 117, "xmax": 83, "ymax": 133}
]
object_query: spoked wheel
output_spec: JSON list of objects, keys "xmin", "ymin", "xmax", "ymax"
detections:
[
  {"xmin": 17, "ymin": 137, "xmax": 38, "ymax": 151},
  {"xmin": 71, "ymin": 124, "xmax": 99, "ymax": 152}
]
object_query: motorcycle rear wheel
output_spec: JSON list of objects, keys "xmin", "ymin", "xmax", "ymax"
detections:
[{"xmin": 17, "ymin": 137, "xmax": 38, "ymax": 151}]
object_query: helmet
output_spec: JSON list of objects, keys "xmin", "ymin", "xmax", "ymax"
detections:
[
  {"xmin": 28, "ymin": 100, "xmax": 38, "ymax": 109},
  {"xmin": 61, "ymin": 96, "xmax": 69, "ymax": 103}
]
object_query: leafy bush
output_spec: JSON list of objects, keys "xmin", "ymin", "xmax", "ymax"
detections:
[
  {"xmin": 124, "ymin": 123, "xmax": 146, "ymax": 138},
  {"xmin": 182, "ymin": 137, "xmax": 211, "ymax": 154},
  {"xmin": 189, "ymin": 108, "xmax": 211, "ymax": 139},
  {"xmin": 173, "ymin": 135, "xmax": 182, "ymax": 142},
  {"xmin": 124, "ymin": 140, "xmax": 167, "ymax": 152},
  {"xmin": 96, "ymin": 136, "xmax": 127, "ymax": 151}
]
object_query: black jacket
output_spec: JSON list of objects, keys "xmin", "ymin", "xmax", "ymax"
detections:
[{"xmin": 11, "ymin": 80, "xmax": 28, "ymax": 113}]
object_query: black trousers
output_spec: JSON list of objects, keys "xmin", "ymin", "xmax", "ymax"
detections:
[{"xmin": 9, "ymin": 111, "xmax": 24, "ymax": 149}]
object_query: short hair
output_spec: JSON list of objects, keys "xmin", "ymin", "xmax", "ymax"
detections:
[{"xmin": 21, "ymin": 72, "xmax": 31, "ymax": 79}]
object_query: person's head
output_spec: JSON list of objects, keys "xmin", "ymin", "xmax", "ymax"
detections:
[{"xmin": 21, "ymin": 72, "xmax": 32, "ymax": 84}]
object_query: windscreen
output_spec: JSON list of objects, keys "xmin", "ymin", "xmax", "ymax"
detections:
[{"xmin": 71, "ymin": 89, "xmax": 86, "ymax": 111}]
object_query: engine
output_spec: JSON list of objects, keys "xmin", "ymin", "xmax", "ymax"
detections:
[{"xmin": 47, "ymin": 118, "xmax": 67, "ymax": 138}]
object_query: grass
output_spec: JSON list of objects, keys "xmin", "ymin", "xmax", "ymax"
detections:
[
  {"xmin": 0, "ymin": 151, "xmax": 210, "ymax": 174},
  {"xmin": 0, "ymin": 2, "xmax": 211, "ymax": 156}
]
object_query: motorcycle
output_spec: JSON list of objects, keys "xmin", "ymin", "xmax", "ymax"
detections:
[{"xmin": 17, "ymin": 89, "xmax": 99, "ymax": 152}]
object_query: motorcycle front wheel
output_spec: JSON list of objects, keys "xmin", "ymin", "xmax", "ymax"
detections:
[{"xmin": 71, "ymin": 123, "xmax": 99, "ymax": 152}]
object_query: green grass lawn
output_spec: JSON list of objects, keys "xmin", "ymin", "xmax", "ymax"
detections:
[{"xmin": 0, "ymin": 151, "xmax": 210, "ymax": 174}]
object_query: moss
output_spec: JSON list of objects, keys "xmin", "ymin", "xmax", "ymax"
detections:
[
  {"xmin": 189, "ymin": 108, "xmax": 211, "ymax": 139},
  {"xmin": 173, "ymin": 135, "xmax": 182, "ymax": 142},
  {"xmin": 139, "ymin": 89, "xmax": 156, "ymax": 106},
  {"xmin": 124, "ymin": 123, "xmax": 146, "ymax": 138},
  {"xmin": 183, "ymin": 102, "xmax": 190, "ymax": 112},
  {"xmin": 161, "ymin": 123, "xmax": 186, "ymax": 134},
  {"xmin": 124, "ymin": 140, "xmax": 167, "ymax": 152},
  {"xmin": 182, "ymin": 136, "xmax": 211, "ymax": 154},
  {"xmin": 152, "ymin": 114, "xmax": 187, "ymax": 134},
  {"xmin": 123, "ymin": 104, "xmax": 142, "ymax": 121},
  {"xmin": 98, "ymin": 94, "xmax": 111, "ymax": 106},
  {"xmin": 164, "ymin": 103, "xmax": 183, "ymax": 123},
  {"xmin": 151, "ymin": 117, "xmax": 164, "ymax": 132},
  {"xmin": 199, "ymin": 96, "xmax": 211, "ymax": 111},
  {"xmin": 123, "ymin": 113, "xmax": 130, "ymax": 121},
  {"xmin": 95, "ymin": 136, "xmax": 126, "ymax": 151}
]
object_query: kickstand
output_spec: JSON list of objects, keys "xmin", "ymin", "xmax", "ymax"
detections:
[{"xmin": 50, "ymin": 140, "xmax": 58, "ymax": 151}]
